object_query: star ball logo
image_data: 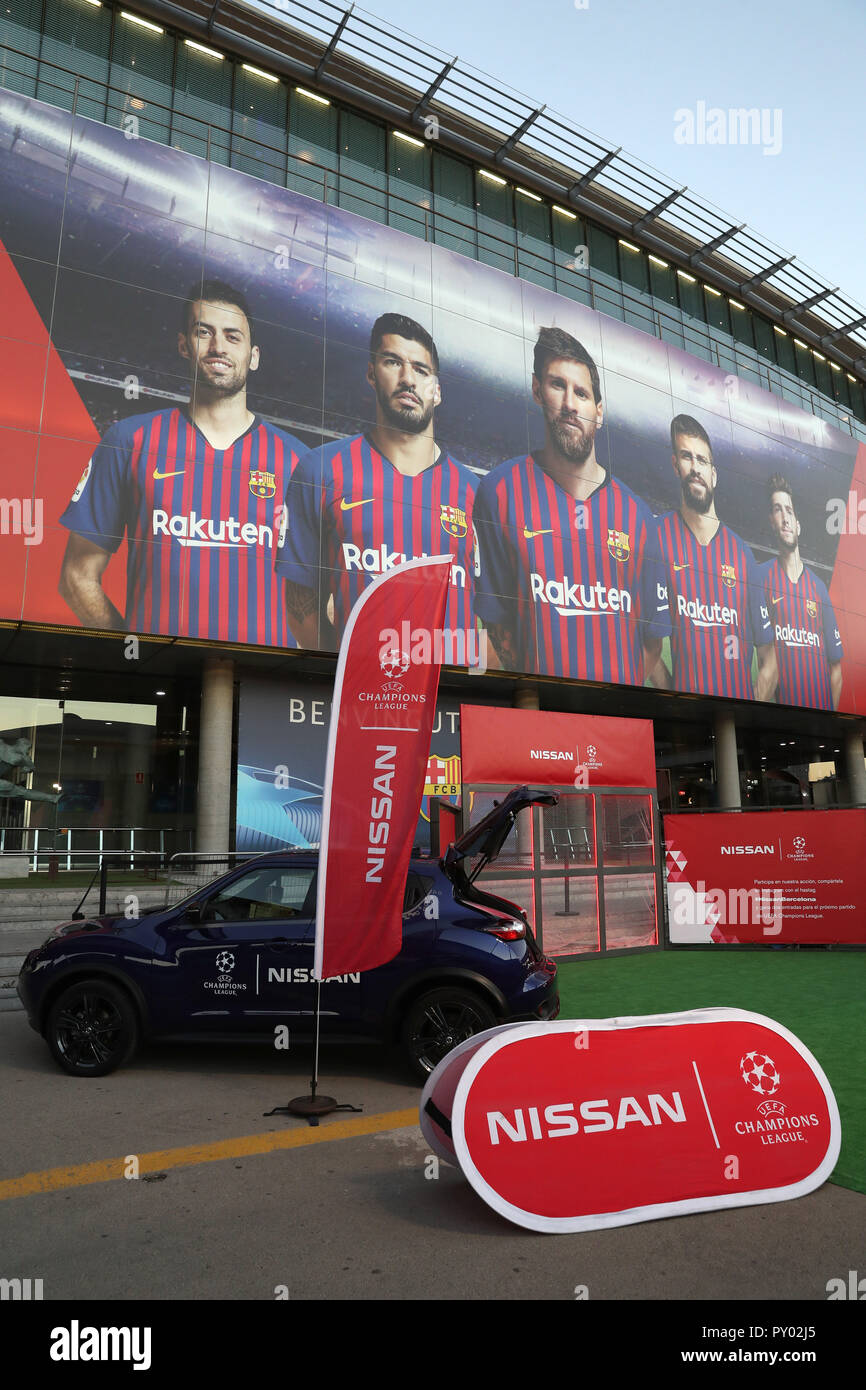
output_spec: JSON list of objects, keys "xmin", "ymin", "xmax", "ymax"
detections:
[
  {"xmin": 379, "ymin": 649, "xmax": 411, "ymax": 681},
  {"xmin": 740, "ymin": 1050, "xmax": 781, "ymax": 1097},
  {"xmin": 793, "ymin": 836, "xmax": 806, "ymax": 850},
  {"xmin": 205, "ymin": 949, "xmax": 246, "ymax": 995},
  {"xmin": 216, "ymin": 951, "xmax": 235, "ymax": 973}
]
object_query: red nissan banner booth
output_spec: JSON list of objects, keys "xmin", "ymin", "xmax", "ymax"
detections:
[
  {"xmin": 665, "ymin": 808, "xmax": 866, "ymax": 945},
  {"xmin": 421, "ymin": 1011, "xmax": 841, "ymax": 1234},
  {"xmin": 458, "ymin": 705, "xmax": 662, "ymax": 959}
]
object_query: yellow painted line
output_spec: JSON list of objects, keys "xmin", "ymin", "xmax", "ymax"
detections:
[{"xmin": 0, "ymin": 1107, "xmax": 418, "ymax": 1203}]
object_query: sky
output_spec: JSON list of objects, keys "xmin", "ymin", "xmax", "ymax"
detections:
[{"xmin": 341, "ymin": 0, "xmax": 866, "ymax": 312}]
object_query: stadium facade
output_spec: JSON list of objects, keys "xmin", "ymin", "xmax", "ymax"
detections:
[{"xmin": 2, "ymin": 0, "xmax": 866, "ymax": 958}]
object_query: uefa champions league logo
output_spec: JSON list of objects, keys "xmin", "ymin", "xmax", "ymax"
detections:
[
  {"xmin": 216, "ymin": 951, "xmax": 235, "ymax": 973},
  {"xmin": 740, "ymin": 1050, "xmax": 780, "ymax": 1097},
  {"xmin": 793, "ymin": 836, "xmax": 806, "ymax": 850},
  {"xmin": 380, "ymin": 649, "xmax": 411, "ymax": 681}
]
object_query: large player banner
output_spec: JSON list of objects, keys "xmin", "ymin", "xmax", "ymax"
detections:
[
  {"xmin": 665, "ymin": 808, "xmax": 866, "ymax": 944},
  {"xmin": 2, "ymin": 89, "xmax": 866, "ymax": 712},
  {"xmin": 315, "ymin": 555, "xmax": 451, "ymax": 979}
]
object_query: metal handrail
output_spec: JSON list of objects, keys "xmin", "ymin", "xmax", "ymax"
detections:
[{"xmin": 0, "ymin": 44, "xmax": 860, "ymax": 437}]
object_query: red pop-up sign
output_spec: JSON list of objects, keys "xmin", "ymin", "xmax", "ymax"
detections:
[{"xmin": 424, "ymin": 1011, "xmax": 839, "ymax": 1233}]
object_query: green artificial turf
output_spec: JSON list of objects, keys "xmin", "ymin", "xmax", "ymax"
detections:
[{"xmin": 555, "ymin": 949, "xmax": 865, "ymax": 1195}]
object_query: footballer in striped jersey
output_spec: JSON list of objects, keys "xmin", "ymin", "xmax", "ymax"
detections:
[
  {"xmin": 763, "ymin": 473, "xmax": 842, "ymax": 710},
  {"xmin": 472, "ymin": 327, "xmax": 670, "ymax": 682},
  {"xmin": 58, "ymin": 282, "xmax": 306, "ymax": 646},
  {"xmin": 653, "ymin": 415, "xmax": 776, "ymax": 700},
  {"xmin": 276, "ymin": 313, "xmax": 478, "ymax": 657}
]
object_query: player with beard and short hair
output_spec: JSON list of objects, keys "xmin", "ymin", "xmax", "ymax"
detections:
[
  {"xmin": 59, "ymin": 280, "xmax": 306, "ymax": 644},
  {"xmin": 763, "ymin": 473, "xmax": 842, "ymax": 709},
  {"xmin": 653, "ymin": 414, "xmax": 776, "ymax": 699},
  {"xmin": 276, "ymin": 312, "xmax": 478, "ymax": 653},
  {"xmin": 472, "ymin": 326, "xmax": 670, "ymax": 681}
]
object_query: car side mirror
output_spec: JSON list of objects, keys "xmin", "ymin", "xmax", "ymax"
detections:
[{"xmin": 184, "ymin": 902, "xmax": 203, "ymax": 923}]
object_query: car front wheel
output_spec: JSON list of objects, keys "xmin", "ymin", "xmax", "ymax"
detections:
[
  {"xmin": 400, "ymin": 986, "xmax": 497, "ymax": 1081},
  {"xmin": 46, "ymin": 979, "xmax": 139, "ymax": 1077}
]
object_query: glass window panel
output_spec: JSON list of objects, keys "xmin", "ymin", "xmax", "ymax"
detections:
[
  {"xmin": 476, "ymin": 173, "xmax": 514, "ymax": 273},
  {"xmin": 830, "ymin": 367, "xmax": 850, "ymax": 409},
  {"xmin": 540, "ymin": 794, "xmax": 595, "ymax": 867},
  {"xmin": 813, "ymin": 355, "xmax": 832, "ymax": 398},
  {"xmin": 587, "ymin": 222, "xmax": 618, "ymax": 280},
  {"xmin": 108, "ymin": 13, "xmax": 174, "ymax": 145},
  {"xmin": 231, "ymin": 65, "xmax": 287, "ymax": 184},
  {"xmin": 288, "ymin": 88, "xmax": 338, "ymax": 201},
  {"xmin": 677, "ymin": 273, "xmax": 704, "ymax": 322},
  {"xmin": 551, "ymin": 208, "xmax": 590, "ymax": 303},
  {"xmin": 171, "ymin": 42, "xmax": 232, "ymax": 163},
  {"xmin": 388, "ymin": 131, "xmax": 431, "ymax": 240},
  {"xmin": 648, "ymin": 259, "xmax": 677, "ymax": 306},
  {"xmin": 0, "ymin": 0, "xmax": 42, "ymax": 95},
  {"xmin": 619, "ymin": 242, "xmax": 649, "ymax": 294},
  {"xmin": 773, "ymin": 329, "xmax": 796, "ymax": 373},
  {"xmin": 603, "ymin": 873, "xmax": 657, "ymax": 949},
  {"xmin": 38, "ymin": 0, "xmax": 111, "ymax": 121},
  {"xmin": 752, "ymin": 314, "xmax": 776, "ymax": 361},
  {"xmin": 704, "ymin": 287, "xmax": 730, "ymax": 333},
  {"xmin": 540, "ymin": 877, "xmax": 599, "ymax": 957},
  {"xmin": 729, "ymin": 301, "xmax": 754, "ymax": 348},
  {"xmin": 602, "ymin": 794, "xmax": 654, "ymax": 867},
  {"xmin": 339, "ymin": 109, "xmax": 386, "ymax": 222},
  {"xmin": 793, "ymin": 340, "xmax": 815, "ymax": 385},
  {"xmin": 432, "ymin": 150, "xmax": 475, "ymax": 257},
  {"xmin": 207, "ymin": 865, "xmax": 315, "ymax": 922},
  {"xmin": 515, "ymin": 194, "xmax": 554, "ymax": 286}
]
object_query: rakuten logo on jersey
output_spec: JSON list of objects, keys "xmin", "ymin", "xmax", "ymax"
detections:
[
  {"xmin": 530, "ymin": 573, "xmax": 632, "ymax": 618},
  {"xmin": 776, "ymin": 624, "xmax": 821, "ymax": 648},
  {"xmin": 343, "ymin": 543, "xmax": 465, "ymax": 587},
  {"xmin": 152, "ymin": 511, "xmax": 272, "ymax": 548},
  {"xmin": 676, "ymin": 594, "xmax": 738, "ymax": 628}
]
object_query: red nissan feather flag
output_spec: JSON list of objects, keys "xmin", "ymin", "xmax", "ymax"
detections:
[{"xmin": 315, "ymin": 554, "xmax": 453, "ymax": 979}]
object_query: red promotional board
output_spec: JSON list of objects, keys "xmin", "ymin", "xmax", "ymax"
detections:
[
  {"xmin": 459, "ymin": 705, "xmax": 656, "ymax": 787},
  {"xmin": 315, "ymin": 555, "xmax": 451, "ymax": 979},
  {"xmin": 665, "ymin": 809, "xmax": 866, "ymax": 944},
  {"xmin": 446, "ymin": 1012, "xmax": 840, "ymax": 1233}
]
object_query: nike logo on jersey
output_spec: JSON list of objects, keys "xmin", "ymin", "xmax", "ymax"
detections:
[
  {"xmin": 672, "ymin": 562, "xmax": 690, "ymax": 572},
  {"xmin": 771, "ymin": 595, "xmax": 784, "ymax": 605},
  {"xmin": 340, "ymin": 497, "xmax": 374, "ymax": 511},
  {"xmin": 523, "ymin": 527, "xmax": 553, "ymax": 539},
  {"xmin": 153, "ymin": 468, "xmax": 185, "ymax": 480}
]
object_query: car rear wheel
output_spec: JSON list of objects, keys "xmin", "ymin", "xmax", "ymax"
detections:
[
  {"xmin": 400, "ymin": 986, "xmax": 497, "ymax": 1081},
  {"xmin": 46, "ymin": 980, "xmax": 139, "ymax": 1077}
]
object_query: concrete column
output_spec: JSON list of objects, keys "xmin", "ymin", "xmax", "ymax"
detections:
[
  {"xmin": 196, "ymin": 659, "xmax": 234, "ymax": 854},
  {"xmin": 713, "ymin": 712, "xmax": 741, "ymax": 809},
  {"xmin": 513, "ymin": 682, "xmax": 540, "ymax": 711},
  {"xmin": 844, "ymin": 728, "xmax": 866, "ymax": 805}
]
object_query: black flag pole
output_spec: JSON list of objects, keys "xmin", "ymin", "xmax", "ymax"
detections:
[{"xmin": 264, "ymin": 978, "xmax": 362, "ymax": 1126}]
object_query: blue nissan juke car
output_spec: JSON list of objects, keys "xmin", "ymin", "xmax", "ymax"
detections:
[{"xmin": 17, "ymin": 787, "xmax": 559, "ymax": 1080}]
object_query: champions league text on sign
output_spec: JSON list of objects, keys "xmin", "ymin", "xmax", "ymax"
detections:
[{"xmin": 430, "ymin": 1011, "xmax": 840, "ymax": 1234}]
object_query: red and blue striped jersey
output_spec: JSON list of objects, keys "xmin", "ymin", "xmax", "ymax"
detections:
[
  {"xmin": 762, "ymin": 558, "xmax": 842, "ymax": 710},
  {"xmin": 472, "ymin": 455, "xmax": 670, "ymax": 682},
  {"xmin": 59, "ymin": 407, "xmax": 305, "ymax": 646},
  {"xmin": 657, "ymin": 510, "xmax": 772, "ymax": 698},
  {"xmin": 275, "ymin": 434, "xmax": 478, "ymax": 648}
]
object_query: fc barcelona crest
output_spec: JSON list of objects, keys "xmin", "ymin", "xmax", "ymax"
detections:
[
  {"xmin": 440, "ymin": 504, "xmax": 468, "ymax": 539},
  {"xmin": 249, "ymin": 469, "xmax": 276, "ymax": 499},
  {"xmin": 721, "ymin": 563, "xmax": 737, "ymax": 589},
  {"xmin": 606, "ymin": 528, "xmax": 630, "ymax": 562},
  {"xmin": 806, "ymin": 599, "xmax": 817, "ymax": 617}
]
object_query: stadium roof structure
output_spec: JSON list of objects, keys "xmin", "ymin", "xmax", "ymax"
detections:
[{"xmin": 138, "ymin": 0, "xmax": 866, "ymax": 381}]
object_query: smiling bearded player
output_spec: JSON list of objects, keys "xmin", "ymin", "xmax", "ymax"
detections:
[{"xmin": 59, "ymin": 280, "xmax": 306, "ymax": 645}]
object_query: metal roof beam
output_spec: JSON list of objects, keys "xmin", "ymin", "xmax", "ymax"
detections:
[
  {"xmin": 781, "ymin": 287, "xmax": 837, "ymax": 324},
  {"xmin": 568, "ymin": 146, "xmax": 620, "ymax": 195},
  {"xmin": 494, "ymin": 106, "xmax": 545, "ymax": 162},
  {"xmin": 634, "ymin": 187, "xmax": 686, "ymax": 231},
  {"xmin": 315, "ymin": 4, "xmax": 354, "ymax": 80},
  {"xmin": 821, "ymin": 314, "xmax": 866, "ymax": 346},
  {"xmin": 411, "ymin": 56, "xmax": 456, "ymax": 120},
  {"xmin": 738, "ymin": 255, "xmax": 794, "ymax": 291},
  {"xmin": 688, "ymin": 223, "xmax": 744, "ymax": 267}
]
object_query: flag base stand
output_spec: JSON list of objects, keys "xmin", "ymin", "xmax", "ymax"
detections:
[{"xmin": 263, "ymin": 1094, "xmax": 363, "ymax": 1127}]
